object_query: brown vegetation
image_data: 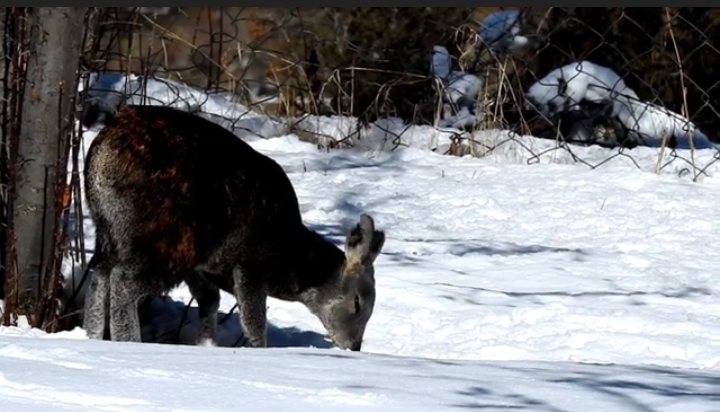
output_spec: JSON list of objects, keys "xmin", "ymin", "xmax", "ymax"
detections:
[
  {"xmin": 89, "ymin": 8, "xmax": 513, "ymax": 121},
  {"xmin": 86, "ymin": 7, "xmax": 720, "ymax": 142}
]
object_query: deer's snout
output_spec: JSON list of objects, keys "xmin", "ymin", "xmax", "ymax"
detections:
[{"xmin": 333, "ymin": 337, "xmax": 362, "ymax": 351}]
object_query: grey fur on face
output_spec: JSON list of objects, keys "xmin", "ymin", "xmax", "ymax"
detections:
[
  {"xmin": 301, "ymin": 215, "xmax": 385, "ymax": 351},
  {"xmin": 81, "ymin": 104, "xmax": 386, "ymax": 351}
]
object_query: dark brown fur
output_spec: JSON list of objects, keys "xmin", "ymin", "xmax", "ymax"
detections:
[
  {"xmin": 88, "ymin": 105, "xmax": 344, "ymax": 290},
  {"xmin": 82, "ymin": 104, "xmax": 384, "ymax": 349}
]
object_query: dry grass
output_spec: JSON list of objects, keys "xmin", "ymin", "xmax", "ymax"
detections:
[{"xmin": 85, "ymin": 7, "xmax": 720, "ymax": 159}]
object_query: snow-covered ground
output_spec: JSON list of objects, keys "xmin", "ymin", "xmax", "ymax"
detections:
[
  {"xmin": 2, "ymin": 75, "xmax": 720, "ymax": 411},
  {"xmin": 2, "ymin": 330, "xmax": 718, "ymax": 411}
]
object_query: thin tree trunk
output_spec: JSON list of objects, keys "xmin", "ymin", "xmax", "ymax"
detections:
[
  {"xmin": 7, "ymin": 7, "xmax": 86, "ymax": 324},
  {"xmin": 0, "ymin": 8, "xmax": 9, "ymax": 301}
]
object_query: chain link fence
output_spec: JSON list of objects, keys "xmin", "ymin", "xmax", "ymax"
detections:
[
  {"xmin": 511, "ymin": 7, "xmax": 720, "ymax": 179},
  {"xmin": 79, "ymin": 8, "xmax": 718, "ymax": 175}
]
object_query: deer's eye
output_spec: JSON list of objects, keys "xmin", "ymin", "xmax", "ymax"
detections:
[{"xmin": 353, "ymin": 295, "xmax": 361, "ymax": 314}]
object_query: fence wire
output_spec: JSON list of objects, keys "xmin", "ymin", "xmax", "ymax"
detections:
[{"xmin": 77, "ymin": 7, "xmax": 720, "ymax": 178}]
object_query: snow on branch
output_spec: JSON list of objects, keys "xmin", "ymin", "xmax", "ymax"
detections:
[
  {"xmin": 478, "ymin": 10, "xmax": 529, "ymax": 53},
  {"xmin": 430, "ymin": 45, "xmax": 483, "ymax": 130},
  {"xmin": 525, "ymin": 60, "xmax": 718, "ymax": 150}
]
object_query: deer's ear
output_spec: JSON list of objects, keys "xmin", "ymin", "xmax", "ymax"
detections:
[
  {"xmin": 366, "ymin": 230, "xmax": 385, "ymax": 264},
  {"xmin": 345, "ymin": 214, "xmax": 381, "ymax": 264}
]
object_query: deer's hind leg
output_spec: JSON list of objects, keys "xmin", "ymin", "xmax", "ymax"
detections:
[
  {"xmin": 108, "ymin": 259, "xmax": 152, "ymax": 342},
  {"xmin": 185, "ymin": 271, "xmax": 220, "ymax": 346},
  {"xmin": 83, "ymin": 231, "xmax": 113, "ymax": 340}
]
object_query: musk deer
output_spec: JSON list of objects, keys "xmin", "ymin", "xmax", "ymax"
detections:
[{"xmin": 81, "ymin": 104, "xmax": 385, "ymax": 351}]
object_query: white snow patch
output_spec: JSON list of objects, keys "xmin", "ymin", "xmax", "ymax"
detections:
[
  {"xmin": 479, "ymin": 10, "xmax": 529, "ymax": 52},
  {"xmin": 0, "ymin": 335, "xmax": 718, "ymax": 411},
  {"xmin": 526, "ymin": 60, "xmax": 719, "ymax": 150},
  {"xmin": 430, "ymin": 45, "xmax": 483, "ymax": 129}
]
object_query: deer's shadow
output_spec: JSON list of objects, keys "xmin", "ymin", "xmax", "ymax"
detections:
[
  {"xmin": 61, "ymin": 263, "xmax": 332, "ymax": 350},
  {"xmin": 141, "ymin": 296, "xmax": 332, "ymax": 349}
]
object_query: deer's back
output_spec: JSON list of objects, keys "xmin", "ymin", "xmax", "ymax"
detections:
[{"xmin": 84, "ymin": 105, "xmax": 304, "ymax": 277}]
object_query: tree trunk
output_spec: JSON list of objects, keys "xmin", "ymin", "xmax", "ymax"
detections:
[
  {"xmin": 0, "ymin": 8, "xmax": 8, "ymax": 301},
  {"xmin": 6, "ymin": 7, "xmax": 86, "ymax": 324}
]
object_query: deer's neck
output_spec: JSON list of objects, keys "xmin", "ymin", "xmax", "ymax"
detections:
[{"xmin": 292, "ymin": 228, "xmax": 346, "ymax": 292}]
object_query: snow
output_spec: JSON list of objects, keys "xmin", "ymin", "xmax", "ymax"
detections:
[
  {"xmin": 2, "ymin": 74, "xmax": 720, "ymax": 411},
  {"xmin": 1, "ymin": 331, "xmax": 719, "ymax": 411},
  {"xmin": 430, "ymin": 45, "xmax": 483, "ymax": 129},
  {"xmin": 478, "ymin": 10, "xmax": 529, "ymax": 52},
  {"xmin": 526, "ymin": 60, "xmax": 719, "ymax": 150},
  {"xmin": 81, "ymin": 72, "xmax": 288, "ymax": 140}
]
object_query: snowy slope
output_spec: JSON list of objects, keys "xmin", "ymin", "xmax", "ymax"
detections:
[
  {"xmin": 2, "ymin": 75, "xmax": 720, "ymax": 411},
  {"xmin": 1, "ymin": 330, "xmax": 718, "ymax": 411}
]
